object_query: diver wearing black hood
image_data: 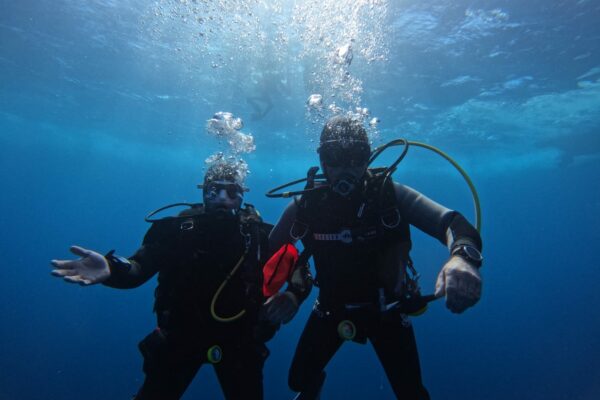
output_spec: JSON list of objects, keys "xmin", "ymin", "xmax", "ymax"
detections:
[
  {"xmin": 51, "ymin": 162, "xmax": 310, "ymax": 400},
  {"xmin": 269, "ymin": 116, "xmax": 483, "ymax": 399}
]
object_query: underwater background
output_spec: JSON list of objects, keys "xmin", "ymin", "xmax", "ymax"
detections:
[{"xmin": 1, "ymin": 0, "xmax": 599, "ymax": 399}]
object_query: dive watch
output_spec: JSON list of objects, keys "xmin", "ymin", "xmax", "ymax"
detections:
[{"xmin": 451, "ymin": 245, "xmax": 483, "ymax": 268}]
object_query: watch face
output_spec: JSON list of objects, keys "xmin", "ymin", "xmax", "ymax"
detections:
[{"xmin": 464, "ymin": 246, "xmax": 483, "ymax": 262}]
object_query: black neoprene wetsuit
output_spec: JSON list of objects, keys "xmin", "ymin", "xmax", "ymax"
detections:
[
  {"xmin": 104, "ymin": 206, "xmax": 274, "ymax": 400},
  {"xmin": 268, "ymin": 180, "xmax": 483, "ymax": 399}
]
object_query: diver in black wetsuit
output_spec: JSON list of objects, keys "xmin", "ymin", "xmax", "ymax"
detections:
[
  {"xmin": 268, "ymin": 116, "xmax": 484, "ymax": 399},
  {"xmin": 246, "ymin": 67, "xmax": 291, "ymax": 121},
  {"xmin": 50, "ymin": 162, "xmax": 310, "ymax": 400}
]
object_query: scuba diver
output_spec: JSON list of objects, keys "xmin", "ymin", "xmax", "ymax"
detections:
[
  {"xmin": 50, "ymin": 162, "xmax": 311, "ymax": 400},
  {"xmin": 246, "ymin": 68, "xmax": 291, "ymax": 121},
  {"xmin": 268, "ymin": 116, "xmax": 484, "ymax": 399}
]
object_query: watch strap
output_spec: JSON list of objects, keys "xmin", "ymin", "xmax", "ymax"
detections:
[{"xmin": 451, "ymin": 245, "xmax": 483, "ymax": 268}]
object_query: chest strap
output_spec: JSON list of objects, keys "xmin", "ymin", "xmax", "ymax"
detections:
[{"xmin": 312, "ymin": 226, "xmax": 379, "ymax": 244}]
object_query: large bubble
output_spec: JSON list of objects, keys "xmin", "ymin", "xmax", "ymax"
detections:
[
  {"xmin": 334, "ymin": 44, "xmax": 353, "ymax": 66},
  {"xmin": 307, "ymin": 93, "xmax": 324, "ymax": 109},
  {"xmin": 207, "ymin": 112, "xmax": 243, "ymax": 135},
  {"xmin": 205, "ymin": 111, "xmax": 255, "ymax": 189},
  {"xmin": 206, "ymin": 112, "xmax": 256, "ymax": 154}
]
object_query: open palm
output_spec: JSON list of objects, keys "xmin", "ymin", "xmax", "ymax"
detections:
[{"xmin": 51, "ymin": 245, "xmax": 110, "ymax": 285}]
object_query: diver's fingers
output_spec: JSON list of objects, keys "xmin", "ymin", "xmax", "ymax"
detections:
[
  {"xmin": 471, "ymin": 281, "xmax": 482, "ymax": 299},
  {"xmin": 434, "ymin": 269, "xmax": 446, "ymax": 298},
  {"xmin": 262, "ymin": 295, "xmax": 278, "ymax": 317},
  {"xmin": 51, "ymin": 269, "xmax": 78, "ymax": 277},
  {"xmin": 50, "ymin": 259, "xmax": 76, "ymax": 270},
  {"xmin": 263, "ymin": 294, "xmax": 293, "ymax": 323},
  {"xmin": 64, "ymin": 275, "xmax": 93, "ymax": 286},
  {"xmin": 456, "ymin": 272, "xmax": 481, "ymax": 304},
  {"xmin": 444, "ymin": 274, "xmax": 466, "ymax": 313},
  {"xmin": 446, "ymin": 273, "xmax": 481, "ymax": 313},
  {"xmin": 70, "ymin": 245, "xmax": 91, "ymax": 258},
  {"xmin": 463, "ymin": 279, "xmax": 481, "ymax": 301},
  {"xmin": 445, "ymin": 286, "xmax": 465, "ymax": 313},
  {"xmin": 265, "ymin": 299, "xmax": 284, "ymax": 320},
  {"xmin": 457, "ymin": 277, "xmax": 470, "ymax": 296}
]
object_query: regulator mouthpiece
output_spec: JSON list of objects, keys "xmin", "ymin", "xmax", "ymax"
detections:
[{"xmin": 331, "ymin": 175, "xmax": 357, "ymax": 196}]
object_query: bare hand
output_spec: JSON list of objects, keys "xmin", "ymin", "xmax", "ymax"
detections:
[
  {"xmin": 50, "ymin": 246, "xmax": 111, "ymax": 286},
  {"xmin": 434, "ymin": 256, "xmax": 482, "ymax": 313}
]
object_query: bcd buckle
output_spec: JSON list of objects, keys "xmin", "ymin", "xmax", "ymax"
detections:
[
  {"xmin": 290, "ymin": 220, "xmax": 309, "ymax": 241},
  {"xmin": 180, "ymin": 219, "xmax": 194, "ymax": 231}
]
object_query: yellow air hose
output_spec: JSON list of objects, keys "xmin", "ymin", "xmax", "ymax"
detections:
[
  {"xmin": 210, "ymin": 254, "xmax": 247, "ymax": 322},
  {"xmin": 407, "ymin": 141, "xmax": 482, "ymax": 233}
]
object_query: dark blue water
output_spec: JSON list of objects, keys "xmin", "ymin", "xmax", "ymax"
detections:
[{"xmin": 1, "ymin": 1, "xmax": 599, "ymax": 399}]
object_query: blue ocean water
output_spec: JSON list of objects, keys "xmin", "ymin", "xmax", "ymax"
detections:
[{"xmin": 1, "ymin": 0, "xmax": 599, "ymax": 399}]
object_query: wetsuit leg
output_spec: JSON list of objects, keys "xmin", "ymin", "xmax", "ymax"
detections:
[
  {"xmin": 134, "ymin": 330, "xmax": 203, "ymax": 400},
  {"xmin": 288, "ymin": 311, "xmax": 343, "ymax": 394},
  {"xmin": 368, "ymin": 316, "xmax": 430, "ymax": 400},
  {"xmin": 214, "ymin": 341, "xmax": 269, "ymax": 400}
]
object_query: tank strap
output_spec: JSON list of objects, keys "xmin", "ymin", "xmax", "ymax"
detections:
[{"xmin": 290, "ymin": 166, "xmax": 321, "ymax": 241}]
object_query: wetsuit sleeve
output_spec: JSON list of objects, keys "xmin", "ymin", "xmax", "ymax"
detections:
[
  {"xmin": 394, "ymin": 182, "xmax": 482, "ymax": 252},
  {"xmin": 102, "ymin": 223, "xmax": 173, "ymax": 289},
  {"xmin": 101, "ymin": 248, "xmax": 158, "ymax": 289},
  {"xmin": 268, "ymin": 200, "xmax": 313, "ymax": 304}
]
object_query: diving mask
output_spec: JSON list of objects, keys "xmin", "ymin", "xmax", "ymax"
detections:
[
  {"xmin": 318, "ymin": 139, "xmax": 370, "ymax": 168},
  {"xmin": 204, "ymin": 181, "xmax": 244, "ymax": 201}
]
